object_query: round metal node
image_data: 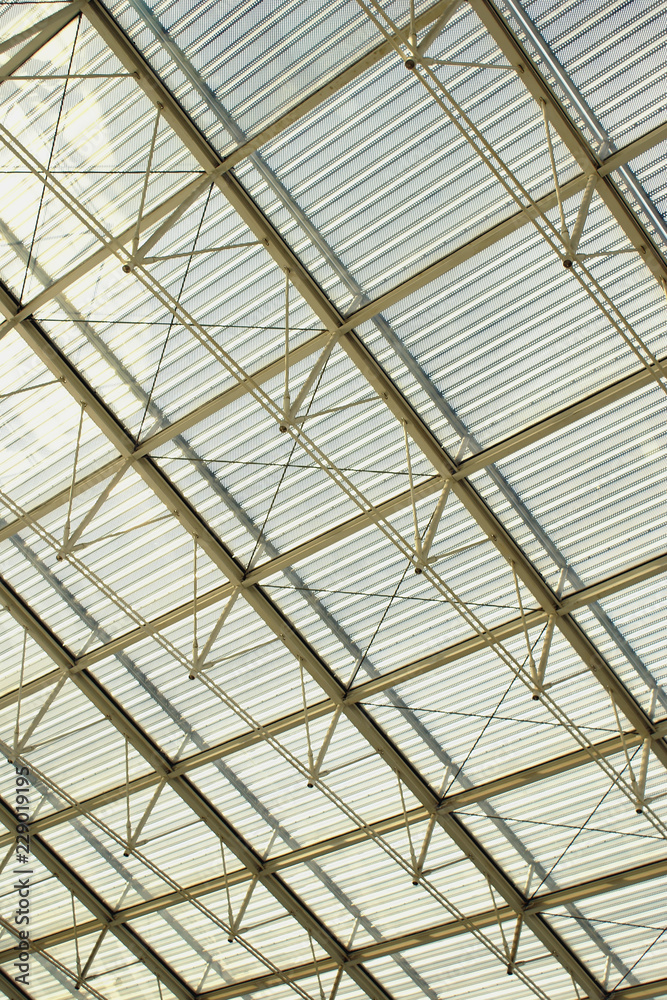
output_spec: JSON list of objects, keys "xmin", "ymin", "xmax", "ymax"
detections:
[
  {"xmin": 562, "ymin": 258, "xmax": 573, "ymax": 269},
  {"xmin": 404, "ymin": 58, "xmax": 416, "ymax": 70},
  {"xmin": 122, "ymin": 264, "xmax": 132, "ymax": 273},
  {"xmin": 635, "ymin": 807, "xmax": 643, "ymax": 814},
  {"xmin": 414, "ymin": 566, "xmax": 423, "ymax": 574},
  {"xmin": 531, "ymin": 694, "xmax": 540, "ymax": 701},
  {"xmin": 188, "ymin": 673, "xmax": 195, "ymax": 680},
  {"xmin": 279, "ymin": 424, "xmax": 288, "ymax": 433},
  {"xmin": 227, "ymin": 937, "xmax": 234, "ymax": 943},
  {"xmin": 307, "ymin": 782, "xmax": 314, "ymax": 788},
  {"xmin": 123, "ymin": 851, "xmax": 130, "ymax": 857},
  {"xmin": 411, "ymin": 879, "xmax": 419, "ymax": 886}
]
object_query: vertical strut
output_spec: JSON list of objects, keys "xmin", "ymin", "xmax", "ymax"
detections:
[
  {"xmin": 569, "ymin": 172, "xmax": 597, "ymax": 255},
  {"xmin": 309, "ymin": 706, "xmax": 343, "ymax": 785},
  {"xmin": 124, "ymin": 736, "xmax": 131, "ymax": 853},
  {"xmin": 61, "ymin": 401, "xmax": 86, "ymax": 552},
  {"xmin": 12, "ymin": 629, "xmax": 27, "ymax": 760},
  {"xmin": 282, "ymin": 272, "xmax": 290, "ymax": 426},
  {"xmin": 540, "ymin": 100, "xmax": 568, "ymax": 243},
  {"xmin": 191, "ymin": 534, "xmax": 199, "ymax": 677},
  {"xmin": 131, "ymin": 105, "xmax": 162, "ymax": 263}
]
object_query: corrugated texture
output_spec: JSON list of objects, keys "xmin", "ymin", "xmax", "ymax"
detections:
[{"xmin": 1, "ymin": 1, "xmax": 666, "ymax": 998}]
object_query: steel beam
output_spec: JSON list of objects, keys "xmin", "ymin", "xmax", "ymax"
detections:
[
  {"xmin": 0, "ymin": 426, "xmax": 601, "ymax": 1000},
  {"xmin": 467, "ymin": 0, "xmax": 667, "ymax": 285},
  {"xmin": 0, "ymin": 969, "xmax": 31, "ymax": 1000},
  {"xmin": 133, "ymin": 0, "xmax": 461, "ymax": 177},
  {"xmin": 2, "ymin": 8, "xmax": 663, "ymax": 997},
  {"xmin": 0, "ymin": 797, "xmax": 193, "ymax": 1000},
  {"xmin": 2, "ymin": 714, "xmax": 656, "ymax": 870},
  {"xmin": 8, "ymin": 853, "xmax": 667, "ymax": 1000},
  {"xmin": 81, "ymin": 0, "xmax": 667, "ymax": 788},
  {"xmin": 0, "ymin": 190, "xmax": 663, "ymax": 1000}
]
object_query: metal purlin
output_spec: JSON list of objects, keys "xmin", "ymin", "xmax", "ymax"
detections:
[
  {"xmin": 0, "ymin": 205, "xmax": 631, "ymax": 992},
  {"xmin": 121, "ymin": 0, "xmax": 667, "ymax": 717},
  {"xmin": 0, "ymin": 41, "xmax": 656, "ymax": 992},
  {"xmin": 0, "ymin": 3, "xmax": 664, "ymax": 996}
]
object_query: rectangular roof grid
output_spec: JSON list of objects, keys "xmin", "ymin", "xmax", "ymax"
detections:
[
  {"xmin": 1, "ymin": 2, "xmax": 667, "ymax": 999},
  {"xmin": 104, "ymin": 0, "xmax": 398, "ymax": 147},
  {"xmin": 513, "ymin": 0, "xmax": 667, "ymax": 150}
]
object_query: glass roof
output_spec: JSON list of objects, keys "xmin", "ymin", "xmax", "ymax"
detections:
[{"xmin": 1, "ymin": 2, "xmax": 667, "ymax": 1000}]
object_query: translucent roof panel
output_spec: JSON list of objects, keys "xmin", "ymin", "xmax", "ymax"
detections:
[
  {"xmin": 2, "ymin": 2, "xmax": 667, "ymax": 1000},
  {"xmin": 512, "ymin": 0, "xmax": 667, "ymax": 149}
]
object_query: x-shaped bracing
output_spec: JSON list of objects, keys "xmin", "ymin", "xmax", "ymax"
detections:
[{"xmin": 2, "ymin": 2, "xmax": 667, "ymax": 998}]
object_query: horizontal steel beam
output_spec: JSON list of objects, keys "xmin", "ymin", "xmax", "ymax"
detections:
[
  {"xmin": 469, "ymin": 0, "xmax": 667, "ymax": 285},
  {"xmin": 83, "ymin": 531, "xmax": 667, "ymax": 682},
  {"xmin": 8, "ymin": 852, "xmax": 666, "ymax": 998},
  {"xmin": 85, "ymin": 0, "xmax": 667, "ymax": 804},
  {"xmin": 4, "ymin": 708, "xmax": 658, "ymax": 869},
  {"xmin": 455, "ymin": 356, "xmax": 667, "ymax": 478},
  {"xmin": 316, "ymin": 126, "xmax": 667, "ymax": 337},
  {"xmin": 0, "ymin": 797, "xmax": 193, "ymax": 1000},
  {"xmin": 5, "ymin": 537, "xmax": 667, "ymax": 757}
]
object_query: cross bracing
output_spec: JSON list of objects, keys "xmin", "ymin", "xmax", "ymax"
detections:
[{"xmin": 1, "ymin": 2, "xmax": 667, "ymax": 999}]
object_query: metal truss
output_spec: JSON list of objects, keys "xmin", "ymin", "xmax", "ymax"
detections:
[
  {"xmin": 1, "ymin": 851, "xmax": 667, "ymax": 995},
  {"xmin": 85, "ymin": 0, "xmax": 667, "ymax": 770},
  {"xmin": 0, "ymin": 295, "xmax": 615, "ymax": 1000},
  {"xmin": 1, "ymin": 2, "xmax": 667, "ymax": 999}
]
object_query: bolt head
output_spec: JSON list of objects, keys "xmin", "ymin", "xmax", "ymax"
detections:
[
  {"xmin": 122, "ymin": 264, "xmax": 132, "ymax": 273},
  {"xmin": 404, "ymin": 58, "xmax": 416, "ymax": 70},
  {"xmin": 562, "ymin": 258, "xmax": 573, "ymax": 269},
  {"xmin": 279, "ymin": 425, "xmax": 288, "ymax": 433}
]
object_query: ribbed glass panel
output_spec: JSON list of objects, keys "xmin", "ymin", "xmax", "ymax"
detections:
[
  {"xmin": 468, "ymin": 758, "xmax": 667, "ymax": 888},
  {"xmin": 511, "ymin": 0, "xmax": 667, "ymax": 148},
  {"xmin": 1, "ymin": 3, "xmax": 666, "ymax": 998},
  {"xmin": 547, "ymin": 875, "xmax": 667, "ymax": 988}
]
